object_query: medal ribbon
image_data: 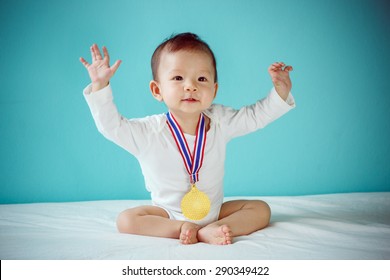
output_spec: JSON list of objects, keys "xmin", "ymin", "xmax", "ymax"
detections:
[{"xmin": 166, "ymin": 112, "xmax": 207, "ymax": 184}]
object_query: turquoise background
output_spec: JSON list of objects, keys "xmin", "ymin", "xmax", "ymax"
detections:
[{"xmin": 1, "ymin": 0, "xmax": 389, "ymax": 203}]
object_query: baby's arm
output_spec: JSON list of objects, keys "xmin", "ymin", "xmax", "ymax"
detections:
[
  {"xmin": 81, "ymin": 45, "xmax": 146, "ymax": 156},
  {"xmin": 268, "ymin": 62, "xmax": 293, "ymax": 101},
  {"xmin": 80, "ymin": 44, "xmax": 122, "ymax": 92}
]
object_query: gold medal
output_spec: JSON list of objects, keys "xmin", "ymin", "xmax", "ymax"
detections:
[{"xmin": 181, "ymin": 184, "xmax": 211, "ymax": 220}]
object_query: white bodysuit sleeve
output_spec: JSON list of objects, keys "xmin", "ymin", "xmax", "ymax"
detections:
[
  {"xmin": 83, "ymin": 84, "xmax": 152, "ymax": 157},
  {"xmin": 216, "ymin": 87, "xmax": 295, "ymax": 141}
]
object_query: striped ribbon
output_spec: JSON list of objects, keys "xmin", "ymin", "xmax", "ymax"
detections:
[{"xmin": 166, "ymin": 112, "xmax": 207, "ymax": 184}]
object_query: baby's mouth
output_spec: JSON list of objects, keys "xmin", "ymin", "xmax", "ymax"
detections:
[{"xmin": 182, "ymin": 98, "xmax": 198, "ymax": 102}]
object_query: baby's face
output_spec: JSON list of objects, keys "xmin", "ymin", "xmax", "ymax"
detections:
[{"xmin": 151, "ymin": 50, "xmax": 218, "ymax": 117}]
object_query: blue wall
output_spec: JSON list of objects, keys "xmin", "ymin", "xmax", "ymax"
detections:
[{"xmin": 1, "ymin": 0, "xmax": 389, "ymax": 203}]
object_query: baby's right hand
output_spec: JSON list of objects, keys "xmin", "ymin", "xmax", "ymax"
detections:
[{"xmin": 80, "ymin": 44, "xmax": 121, "ymax": 92}]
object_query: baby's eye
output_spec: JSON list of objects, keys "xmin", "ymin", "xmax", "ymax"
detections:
[
  {"xmin": 172, "ymin": 76, "xmax": 183, "ymax": 81},
  {"xmin": 198, "ymin": 77, "xmax": 207, "ymax": 82}
]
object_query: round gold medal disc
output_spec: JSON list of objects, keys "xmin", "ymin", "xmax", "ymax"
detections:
[{"xmin": 181, "ymin": 185, "xmax": 211, "ymax": 220}]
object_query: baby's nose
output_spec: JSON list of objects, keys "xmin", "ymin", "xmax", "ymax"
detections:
[{"xmin": 185, "ymin": 81, "xmax": 197, "ymax": 92}]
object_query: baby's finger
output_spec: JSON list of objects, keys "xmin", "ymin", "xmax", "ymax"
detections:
[
  {"xmin": 91, "ymin": 44, "xmax": 103, "ymax": 61},
  {"xmin": 102, "ymin": 46, "xmax": 110, "ymax": 64},
  {"xmin": 268, "ymin": 66, "xmax": 278, "ymax": 72},
  {"xmin": 90, "ymin": 45, "xmax": 96, "ymax": 62},
  {"xmin": 284, "ymin": 66, "xmax": 293, "ymax": 72},
  {"xmin": 111, "ymin": 60, "xmax": 122, "ymax": 74},
  {"xmin": 79, "ymin": 57, "xmax": 90, "ymax": 68},
  {"xmin": 271, "ymin": 62, "xmax": 283, "ymax": 69}
]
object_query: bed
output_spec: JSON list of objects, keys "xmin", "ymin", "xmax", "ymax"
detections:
[{"xmin": 0, "ymin": 192, "xmax": 389, "ymax": 260}]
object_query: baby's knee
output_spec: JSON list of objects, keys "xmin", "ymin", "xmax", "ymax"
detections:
[
  {"xmin": 251, "ymin": 200, "xmax": 271, "ymax": 226},
  {"xmin": 116, "ymin": 208, "xmax": 141, "ymax": 234}
]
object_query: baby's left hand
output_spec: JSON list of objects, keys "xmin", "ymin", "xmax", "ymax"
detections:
[{"xmin": 268, "ymin": 62, "xmax": 293, "ymax": 101}]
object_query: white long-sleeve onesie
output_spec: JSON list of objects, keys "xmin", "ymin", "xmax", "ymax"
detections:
[{"xmin": 84, "ymin": 85, "xmax": 295, "ymax": 226}]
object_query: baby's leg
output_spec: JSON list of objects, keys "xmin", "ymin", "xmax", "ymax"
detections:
[
  {"xmin": 116, "ymin": 206, "xmax": 200, "ymax": 244},
  {"xmin": 198, "ymin": 200, "xmax": 270, "ymax": 245}
]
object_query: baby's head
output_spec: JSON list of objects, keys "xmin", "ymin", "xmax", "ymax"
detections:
[{"xmin": 151, "ymin": 33, "xmax": 218, "ymax": 83}]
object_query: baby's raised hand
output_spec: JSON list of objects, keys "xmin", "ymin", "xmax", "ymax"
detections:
[
  {"xmin": 268, "ymin": 62, "xmax": 293, "ymax": 101},
  {"xmin": 80, "ymin": 44, "xmax": 121, "ymax": 92}
]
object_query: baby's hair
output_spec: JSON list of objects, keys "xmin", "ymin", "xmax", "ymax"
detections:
[{"xmin": 151, "ymin": 32, "xmax": 218, "ymax": 82}]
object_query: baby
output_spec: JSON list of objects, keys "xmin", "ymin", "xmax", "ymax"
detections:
[{"xmin": 80, "ymin": 33, "xmax": 294, "ymax": 245}]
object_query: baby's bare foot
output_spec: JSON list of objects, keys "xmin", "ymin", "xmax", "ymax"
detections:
[
  {"xmin": 179, "ymin": 222, "xmax": 200, "ymax": 245},
  {"xmin": 198, "ymin": 224, "xmax": 233, "ymax": 245}
]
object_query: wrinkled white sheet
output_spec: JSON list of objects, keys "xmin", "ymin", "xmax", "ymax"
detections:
[{"xmin": 0, "ymin": 192, "xmax": 389, "ymax": 259}]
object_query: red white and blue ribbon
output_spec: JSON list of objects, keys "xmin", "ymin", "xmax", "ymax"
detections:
[{"xmin": 166, "ymin": 112, "xmax": 207, "ymax": 184}]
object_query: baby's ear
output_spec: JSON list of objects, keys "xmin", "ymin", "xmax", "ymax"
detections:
[
  {"xmin": 213, "ymin": 82, "xmax": 219, "ymax": 99},
  {"xmin": 150, "ymin": 80, "xmax": 163, "ymax": 101}
]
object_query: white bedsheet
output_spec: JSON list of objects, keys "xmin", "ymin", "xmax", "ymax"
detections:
[{"xmin": 0, "ymin": 192, "xmax": 389, "ymax": 260}]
